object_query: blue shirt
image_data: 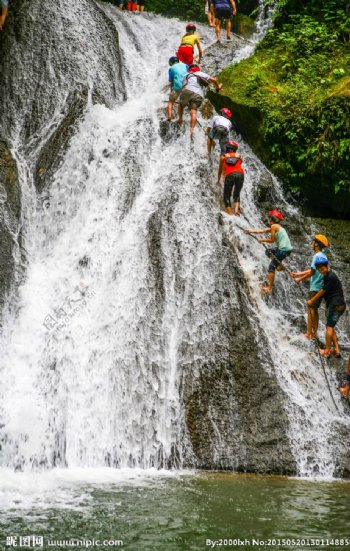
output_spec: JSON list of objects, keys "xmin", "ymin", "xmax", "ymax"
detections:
[
  {"xmin": 168, "ymin": 62, "xmax": 189, "ymax": 91},
  {"xmin": 310, "ymin": 251, "xmax": 327, "ymax": 292}
]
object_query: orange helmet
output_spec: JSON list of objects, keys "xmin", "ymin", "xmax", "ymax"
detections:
[{"xmin": 314, "ymin": 234, "xmax": 329, "ymax": 248}]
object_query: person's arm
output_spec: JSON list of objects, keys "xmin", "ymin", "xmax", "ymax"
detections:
[
  {"xmin": 208, "ymin": 77, "xmax": 223, "ymax": 91},
  {"xmin": 307, "ymin": 288, "xmax": 325, "ymax": 306},
  {"xmin": 244, "ymin": 227, "xmax": 271, "ymax": 235},
  {"xmin": 258, "ymin": 224, "xmax": 276, "ymax": 243},
  {"xmin": 230, "ymin": 0, "xmax": 237, "ymax": 15},
  {"xmin": 217, "ymin": 155, "xmax": 225, "ymax": 183},
  {"xmin": 197, "ymin": 40, "xmax": 203, "ymax": 62},
  {"xmin": 290, "ymin": 268, "xmax": 313, "ymax": 282}
]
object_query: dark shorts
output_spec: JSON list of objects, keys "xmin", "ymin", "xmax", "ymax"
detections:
[
  {"xmin": 215, "ymin": 7, "xmax": 232, "ymax": 20},
  {"xmin": 209, "ymin": 126, "xmax": 229, "ymax": 152},
  {"xmin": 138, "ymin": 0, "xmax": 145, "ymax": 5},
  {"xmin": 326, "ymin": 303, "xmax": 346, "ymax": 328},
  {"xmin": 224, "ymin": 172, "xmax": 244, "ymax": 206},
  {"xmin": 266, "ymin": 248, "xmax": 291, "ymax": 273},
  {"xmin": 179, "ymin": 89, "xmax": 203, "ymax": 110},
  {"xmin": 308, "ymin": 290, "xmax": 323, "ymax": 310}
]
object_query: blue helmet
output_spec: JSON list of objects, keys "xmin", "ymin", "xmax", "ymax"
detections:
[{"xmin": 314, "ymin": 254, "xmax": 328, "ymax": 266}]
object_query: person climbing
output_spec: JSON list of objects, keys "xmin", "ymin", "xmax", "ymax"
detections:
[
  {"xmin": 307, "ymin": 256, "xmax": 346, "ymax": 357},
  {"xmin": 339, "ymin": 354, "xmax": 350, "ymax": 399},
  {"xmin": 206, "ymin": 107, "xmax": 233, "ymax": 154},
  {"xmin": 244, "ymin": 210, "xmax": 293, "ymax": 293},
  {"xmin": 0, "ymin": 0, "xmax": 8, "ymax": 31},
  {"xmin": 291, "ymin": 234, "xmax": 329, "ymax": 340},
  {"xmin": 217, "ymin": 140, "xmax": 244, "ymax": 216},
  {"xmin": 176, "ymin": 24, "xmax": 203, "ymax": 67},
  {"xmin": 177, "ymin": 64, "xmax": 223, "ymax": 138},
  {"xmin": 165, "ymin": 56, "xmax": 188, "ymax": 121},
  {"xmin": 210, "ymin": 0, "xmax": 237, "ymax": 42}
]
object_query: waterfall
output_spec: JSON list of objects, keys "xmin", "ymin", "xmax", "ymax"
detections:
[{"xmin": 0, "ymin": 0, "xmax": 349, "ymax": 478}]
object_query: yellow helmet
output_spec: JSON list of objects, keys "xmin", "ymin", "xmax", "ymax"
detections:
[{"xmin": 314, "ymin": 234, "xmax": 329, "ymax": 248}]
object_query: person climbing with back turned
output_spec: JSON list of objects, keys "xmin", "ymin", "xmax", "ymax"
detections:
[
  {"xmin": 217, "ymin": 140, "xmax": 244, "ymax": 216},
  {"xmin": 244, "ymin": 210, "xmax": 293, "ymax": 293},
  {"xmin": 165, "ymin": 56, "xmax": 188, "ymax": 121},
  {"xmin": 206, "ymin": 107, "xmax": 233, "ymax": 155},
  {"xmin": 177, "ymin": 64, "xmax": 223, "ymax": 138},
  {"xmin": 177, "ymin": 24, "xmax": 203, "ymax": 67},
  {"xmin": 307, "ymin": 256, "xmax": 346, "ymax": 358},
  {"xmin": 0, "ymin": 0, "xmax": 9, "ymax": 31},
  {"xmin": 291, "ymin": 234, "xmax": 329, "ymax": 340},
  {"xmin": 210, "ymin": 0, "xmax": 237, "ymax": 42}
]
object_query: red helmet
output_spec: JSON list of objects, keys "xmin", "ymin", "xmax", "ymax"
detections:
[
  {"xmin": 186, "ymin": 23, "xmax": 196, "ymax": 32},
  {"xmin": 220, "ymin": 107, "xmax": 232, "ymax": 118},
  {"xmin": 188, "ymin": 64, "xmax": 200, "ymax": 72},
  {"xmin": 268, "ymin": 209, "xmax": 284, "ymax": 221},
  {"xmin": 225, "ymin": 141, "xmax": 239, "ymax": 151}
]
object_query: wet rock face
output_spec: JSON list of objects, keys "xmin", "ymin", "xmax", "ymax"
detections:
[
  {"xmin": 182, "ymin": 219, "xmax": 296, "ymax": 474},
  {"xmin": 0, "ymin": 0, "xmax": 126, "ymax": 316},
  {"xmin": 0, "ymin": 141, "xmax": 20, "ymax": 315}
]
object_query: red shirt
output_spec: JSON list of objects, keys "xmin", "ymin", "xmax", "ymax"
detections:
[{"xmin": 224, "ymin": 153, "xmax": 244, "ymax": 176}]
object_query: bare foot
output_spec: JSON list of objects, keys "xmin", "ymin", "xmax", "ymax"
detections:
[
  {"xmin": 304, "ymin": 332, "xmax": 314, "ymax": 340},
  {"xmin": 260, "ymin": 284, "xmax": 272, "ymax": 294}
]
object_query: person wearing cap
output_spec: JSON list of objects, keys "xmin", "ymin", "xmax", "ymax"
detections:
[
  {"xmin": 206, "ymin": 107, "xmax": 233, "ymax": 155},
  {"xmin": 307, "ymin": 256, "xmax": 346, "ymax": 357},
  {"xmin": 177, "ymin": 24, "xmax": 203, "ymax": 66},
  {"xmin": 177, "ymin": 64, "xmax": 223, "ymax": 138},
  {"xmin": 165, "ymin": 57, "xmax": 189, "ymax": 122},
  {"xmin": 217, "ymin": 140, "xmax": 244, "ymax": 216},
  {"xmin": 0, "ymin": 0, "xmax": 9, "ymax": 31},
  {"xmin": 244, "ymin": 210, "xmax": 293, "ymax": 293},
  {"xmin": 291, "ymin": 234, "xmax": 329, "ymax": 340}
]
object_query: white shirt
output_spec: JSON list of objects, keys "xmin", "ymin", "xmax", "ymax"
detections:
[
  {"xmin": 182, "ymin": 71, "xmax": 211, "ymax": 98},
  {"xmin": 207, "ymin": 115, "xmax": 232, "ymax": 132}
]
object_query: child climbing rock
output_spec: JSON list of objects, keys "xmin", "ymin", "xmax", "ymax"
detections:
[{"xmin": 244, "ymin": 210, "xmax": 293, "ymax": 293}]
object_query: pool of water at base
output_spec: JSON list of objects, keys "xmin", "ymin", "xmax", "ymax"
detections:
[{"xmin": 0, "ymin": 471, "xmax": 349, "ymax": 551}]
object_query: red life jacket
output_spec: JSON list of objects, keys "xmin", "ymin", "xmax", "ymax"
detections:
[{"xmin": 224, "ymin": 152, "xmax": 244, "ymax": 176}]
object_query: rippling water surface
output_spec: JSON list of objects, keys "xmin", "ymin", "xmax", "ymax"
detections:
[{"xmin": 1, "ymin": 470, "xmax": 349, "ymax": 550}]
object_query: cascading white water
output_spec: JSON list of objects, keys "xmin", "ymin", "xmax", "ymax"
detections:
[{"xmin": 0, "ymin": 1, "xmax": 349, "ymax": 479}]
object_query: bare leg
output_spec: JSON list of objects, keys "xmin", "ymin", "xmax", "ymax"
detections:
[
  {"xmin": 233, "ymin": 201, "xmax": 240, "ymax": 216},
  {"xmin": 226, "ymin": 18, "xmax": 232, "ymax": 39},
  {"xmin": 306, "ymin": 307, "xmax": 318, "ymax": 339},
  {"xmin": 207, "ymin": 137, "xmax": 214, "ymax": 155},
  {"xmin": 167, "ymin": 101, "xmax": 174, "ymax": 121},
  {"xmin": 177, "ymin": 103, "xmax": 184, "ymax": 124},
  {"xmin": 261, "ymin": 271, "xmax": 275, "ymax": 293},
  {"xmin": 190, "ymin": 108, "xmax": 197, "ymax": 135},
  {"xmin": 332, "ymin": 330, "xmax": 340, "ymax": 355},
  {"xmin": 324, "ymin": 326, "xmax": 334, "ymax": 353},
  {"xmin": 225, "ymin": 206, "xmax": 233, "ymax": 215},
  {"xmin": 339, "ymin": 355, "xmax": 350, "ymax": 397},
  {"xmin": 0, "ymin": 7, "xmax": 8, "ymax": 30},
  {"xmin": 215, "ymin": 18, "xmax": 222, "ymax": 42},
  {"xmin": 139, "ymin": 5, "xmax": 145, "ymax": 11}
]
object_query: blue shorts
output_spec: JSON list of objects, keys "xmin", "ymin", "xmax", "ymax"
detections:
[
  {"xmin": 326, "ymin": 304, "xmax": 346, "ymax": 328},
  {"xmin": 1, "ymin": 0, "xmax": 9, "ymax": 8},
  {"xmin": 266, "ymin": 248, "xmax": 291, "ymax": 273}
]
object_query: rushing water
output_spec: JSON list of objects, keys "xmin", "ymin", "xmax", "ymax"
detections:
[
  {"xmin": 0, "ymin": 0, "xmax": 350, "ymax": 486},
  {"xmin": 0, "ymin": 470, "xmax": 349, "ymax": 550}
]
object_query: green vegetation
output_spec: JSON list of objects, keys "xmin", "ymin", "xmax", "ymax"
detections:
[{"xmin": 214, "ymin": 0, "xmax": 350, "ymax": 215}]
